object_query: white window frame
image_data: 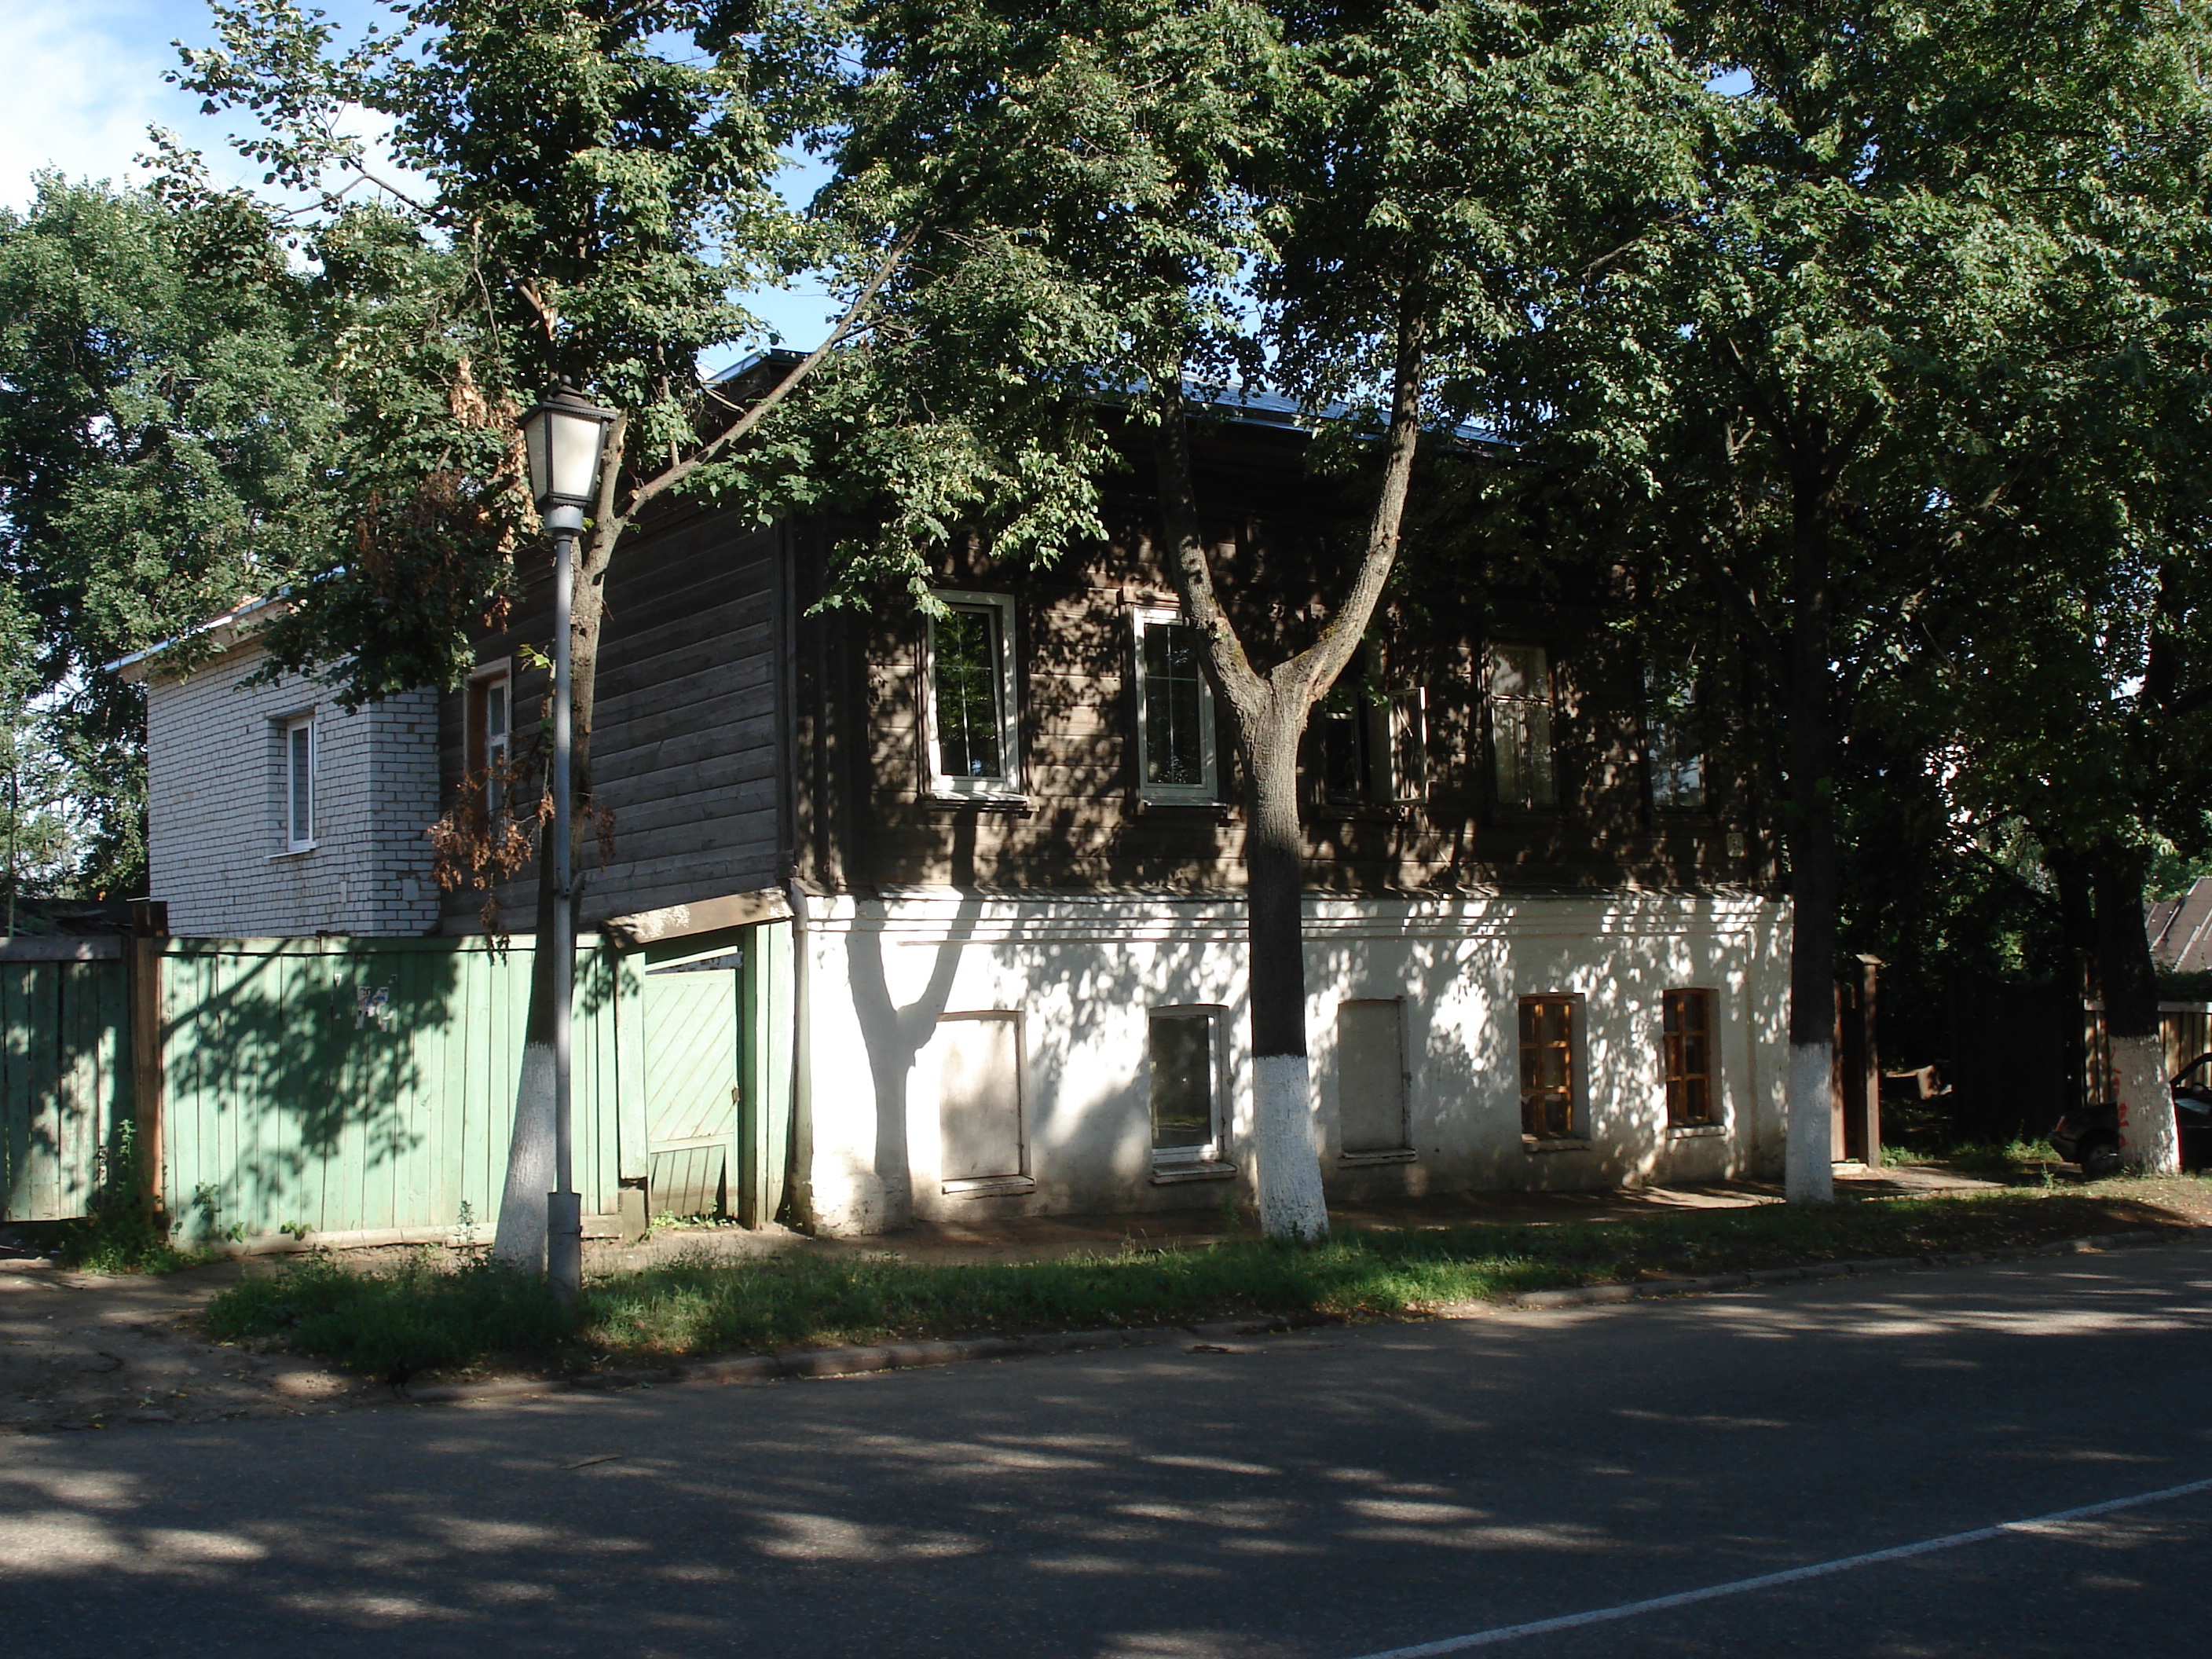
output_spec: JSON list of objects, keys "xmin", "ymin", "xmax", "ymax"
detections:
[
  {"xmin": 1148, "ymin": 1004, "xmax": 1230, "ymax": 1170},
  {"xmin": 280, "ymin": 712, "xmax": 317, "ymax": 854},
  {"xmin": 1131, "ymin": 604, "xmax": 1219, "ymax": 804},
  {"xmin": 469, "ymin": 660, "xmax": 514, "ymax": 820},
  {"xmin": 922, "ymin": 590, "xmax": 1024, "ymax": 800}
]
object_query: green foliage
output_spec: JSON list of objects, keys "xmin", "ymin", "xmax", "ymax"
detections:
[
  {"xmin": 203, "ymin": 1249, "xmax": 574, "ymax": 1376},
  {"xmin": 201, "ymin": 1190, "xmax": 2170, "ymax": 1375},
  {"xmin": 0, "ymin": 175, "xmax": 338, "ymax": 888},
  {"xmin": 176, "ymin": 0, "xmax": 840, "ymax": 707},
  {"xmin": 55, "ymin": 1122, "xmax": 202, "ymax": 1273}
]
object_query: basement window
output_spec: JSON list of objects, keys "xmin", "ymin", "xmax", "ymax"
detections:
[
  {"xmin": 1518, "ymin": 994, "xmax": 1579, "ymax": 1141},
  {"xmin": 1663, "ymin": 988, "xmax": 1717, "ymax": 1127},
  {"xmin": 1149, "ymin": 1007, "xmax": 1226, "ymax": 1169}
]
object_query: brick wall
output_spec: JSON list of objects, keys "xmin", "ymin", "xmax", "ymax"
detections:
[{"xmin": 144, "ymin": 637, "xmax": 442, "ymax": 936}]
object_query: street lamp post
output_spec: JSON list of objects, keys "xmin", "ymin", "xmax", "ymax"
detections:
[{"xmin": 519, "ymin": 387, "xmax": 617, "ymax": 1304}]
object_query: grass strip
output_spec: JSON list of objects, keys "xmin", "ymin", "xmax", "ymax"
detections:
[{"xmin": 200, "ymin": 1188, "xmax": 2195, "ymax": 1382}]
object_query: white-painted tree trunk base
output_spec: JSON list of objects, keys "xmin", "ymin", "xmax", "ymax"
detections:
[
  {"xmin": 493, "ymin": 1042, "xmax": 555, "ymax": 1269},
  {"xmin": 1785, "ymin": 1042, "xmax": 1836, "ymax": 1204},
  {"xmin": 2112, "ymin": 1031, "xmax": 2180, "ymax": 1174},
  {"xmin": 1253, "ymin": 1053, "xmax": 1329, "ymax": 1243}
]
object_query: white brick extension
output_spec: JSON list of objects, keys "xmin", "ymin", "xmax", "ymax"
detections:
[{"xmin": 127, "ymin": 610, "xmax": 442, "ymax": 938}]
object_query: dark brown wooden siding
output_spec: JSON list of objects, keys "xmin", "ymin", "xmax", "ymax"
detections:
[
  {"xmin": 440, "ymin": 508, "xmax": 789, "ymax": 930},
  {"xmin": 793, "ymin": 427, "xmax": 1761, "ymax": 898}
]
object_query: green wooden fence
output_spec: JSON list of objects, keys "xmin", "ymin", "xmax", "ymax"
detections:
[
  {"xmin": 1, "ymin": 923, "xmax": 794, "ymax": 1242},
  {"xmin": 0, "ymin": 943, "xmax": 131, "ymax": 1224}
]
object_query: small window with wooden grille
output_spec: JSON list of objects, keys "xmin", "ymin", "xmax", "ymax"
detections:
[
  {"xmin": 1518, "ymin": 994, "xmax": 1577, "ymax": 1140},
  {"xmin": 1662, "ymin": 988, "xmax": 1716, "ymax": 1126}
]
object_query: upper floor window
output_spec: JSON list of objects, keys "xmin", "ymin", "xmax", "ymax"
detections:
[
  {"xmin": 1313, "ymin": 682, "xmax": 1375, "ymax": 808},
  {"xmin": 1518, "ymin": 993, "xmax": 1577, "ymax": 1140},
  {"xmin": 467, "ymin": 665, "xmax": 512, "ymax": 821},
  {"xmin": 1645, "ymin": 661, "xmax": 1705, "ymax": 811},
  {"xmin": 1311, "ymin": 656, "xmax": 1426, "ymax": 810},
  {"xmin": 1133, "ymin": 606, "xmax": 1217, "ymax": 801},
  {"xmin": 925, "ymin": 591, "xmax": 1021, "ymax": 797},
  {"xmin": 1489, "ymin": 643, "xmax": 1557, "ymax": 809},
  {"xmin": 282, "ymin": 712, "xmax": 316, "ymax": 852},
  {"xmin": 1662, "ymin": 988, "xmax": 1716, "ymax": 1126}
]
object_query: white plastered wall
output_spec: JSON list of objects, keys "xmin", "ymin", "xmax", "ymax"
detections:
[
  {"xmin": 793, "ymin": 888, "xmax": 1790, "ymax": 1236},
  {"xmin": 141, "ymin": 635, "xmax": 442, "ymax": 937}
]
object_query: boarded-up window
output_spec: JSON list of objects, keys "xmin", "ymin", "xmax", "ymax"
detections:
[
  {"xmin": 1149, "ymin": 1009, "xmax": 1221, "ymax": 1160},
  {"xmin": 1489, "ymin": 645, "xmax": 1556, "ymax": 808},
  {"xmin": 1337, "ymin": 999, "xmax": 1408, "ymax": 1154},
  {"xmin": 1519, "ymin": 994, "xmax": 1577, "ymax": 1139},
  {"xmin": 932, "ymin": 1013, "xmax": 1025, "ymax": 1186},
  {"xmin": 1663, "ymin": 988, "xmax": 1716, "ymax": 1126}
]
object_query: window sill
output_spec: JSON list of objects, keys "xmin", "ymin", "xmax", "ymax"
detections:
[
  {"xmin": 1668, "ymin": 1122, "xmax": 1727, "ymax": 1139},
  {"xmin": 1150, "ymin": 1160, "xmax": 1236, "ymax": 1185},
  {"xmin": 1339, "ymin": 1148, "xmax": 1417, "ymax": 1166},
  {"xmin": 943, "ymin": 1174, "xmax": 1035, "ymax": 1197},
  {"xmin": 269, "ymin": 844, "xmax": 319, "ymax": 861},
  {"xmin": 923, "ymin": 790, "xmax": 1031, "ymax": 811},
  {"xmin": 1139, "ymin": 793, "xmax": 1226, "ymax": 810},
  {"xmin": 1522, "ymin": 1136, "xmax": 1591, "ymax": 1155}
]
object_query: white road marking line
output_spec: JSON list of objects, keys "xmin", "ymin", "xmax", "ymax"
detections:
[{"xmin": 1346, "ymin": 1475, "xmax": 2212, "ymax": 1657}]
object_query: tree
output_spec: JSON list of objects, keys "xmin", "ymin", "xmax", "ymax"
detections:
[
  {"xmin": 825, "ymin": 0, "xmax": 1708, "ymax": 1237},
  {"xmin": 0, "ymin": 174, "xmax": 336, "ymax": 893},
  {"xmin": 178, "ymin": 0, "xmax": 911, "ymax": 1269},
  {"xmin": 1526, "ymin": 0, "xmax": 2212, "ymax": 1196}
]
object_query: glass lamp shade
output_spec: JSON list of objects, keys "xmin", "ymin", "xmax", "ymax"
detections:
[{"xmin": 520, "ymin": 387, "xmax": 618, "ymax": 510}]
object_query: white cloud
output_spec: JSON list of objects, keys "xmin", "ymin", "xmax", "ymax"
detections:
[{"xmin": 0, "ymin": 0, "xmax": 406, "ymax": 210}]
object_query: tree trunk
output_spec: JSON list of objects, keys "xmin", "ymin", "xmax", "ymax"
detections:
[
  {"xmin": 1242, "ymin": 706, "xmax": 1329, "ymax": 1242},
  {"xmin": 1782, "ymin": 482, "xmax": 1837, "ymax": 1204},
  {"xmin": 491, "ymin": 525, "xmax": 607, "ymax": 1266},
  {"xmin": 2092, "ymin": 841, "xmax": 2177, "ymax": 1174},
  {"xmin": 1147, "ymin": 302, "xmax": 1427, "ymax": 1242}
]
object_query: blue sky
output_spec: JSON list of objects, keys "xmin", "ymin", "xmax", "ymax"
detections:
[{"xmin": 0, "ymin": 0, "xmax": 839, "ymax": 352}]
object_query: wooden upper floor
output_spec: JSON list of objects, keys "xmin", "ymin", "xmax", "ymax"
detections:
[{"xmin": 441, "ymin": 419, "xmax": 1764, "ymax": 932}]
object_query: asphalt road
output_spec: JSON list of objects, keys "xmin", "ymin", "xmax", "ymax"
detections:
[{"xmin": 3, "ymin": 1243, "xmax": 2210, "ymax": 1659}]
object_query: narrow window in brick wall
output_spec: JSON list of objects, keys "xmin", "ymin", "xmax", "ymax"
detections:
[
  {"xmin": 1662, "ymin": 988, "xmax": 1716, "ymax": 1126},
  {"xmin": 283, "ymin": 713, "xmax": 316, "ymax": 851},
  {"xmin": 1518, "ymin": 994, "xmax": 1577, "ymax": 1139}
]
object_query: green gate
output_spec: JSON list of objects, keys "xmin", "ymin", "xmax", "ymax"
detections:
[{"xmin": 0, "ymin": 943, "xmax": 130, "ymax": 1223}]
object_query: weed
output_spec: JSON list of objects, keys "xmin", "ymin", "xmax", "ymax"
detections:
[
  {"xmin": 203, "ymin": 1251, "xmax": 574, "ymax": 1379},
  {"xmin": 56, "ymin": 1123, "xmax": 201, "ymax": 1274}
]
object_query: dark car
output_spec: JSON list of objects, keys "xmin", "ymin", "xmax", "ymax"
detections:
[{"xmin": 2051, "ymin": 1052, "xmax": 2212, "ymax": 1177}]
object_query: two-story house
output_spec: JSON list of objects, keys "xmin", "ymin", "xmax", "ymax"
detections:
[{"xmin": 127, "ymin": 397, "xmax": 1789, "ymax": 1235}]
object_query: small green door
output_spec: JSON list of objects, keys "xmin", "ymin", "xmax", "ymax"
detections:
[{"xmin": 641, "ymin": 945, "xmax": 742, "ymax": 1218}]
